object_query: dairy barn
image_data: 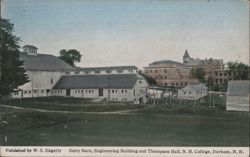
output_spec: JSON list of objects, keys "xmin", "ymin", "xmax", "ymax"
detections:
[{"xmin": 11, "ymin": 45, "xmax": 149, "ymax": 104}]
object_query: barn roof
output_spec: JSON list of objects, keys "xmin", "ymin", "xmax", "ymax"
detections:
[
  {"xmin": 19, "ymin": 52, "xmax": 73, "ymax": 71},
  {"xmin": 181, "ymin": 83, "xmax": 207, "ymax": 90},
  {"xmin": 227, "ymin": 81, "xmax": 250, "ymax": 97},
  {"xmin": 53, "ymin": 74, "xmax": 145, "ymax": 89}
]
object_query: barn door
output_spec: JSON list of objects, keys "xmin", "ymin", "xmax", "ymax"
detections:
[
  {"xmin": 66, "ymin": 89, "xmax": 71, "ymax": 96},
  {"xmin": 99, "ymin": 89, "xmax": 103, "ymax": 96}
]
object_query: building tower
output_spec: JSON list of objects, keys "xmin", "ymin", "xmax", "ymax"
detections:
[
  {"xmin": 23, "ymin": 45, "xmax": 38, "ymax": 56},
  {"xmin": 183, "ymin": 49, "xmax": 190, "ymax": 64}
]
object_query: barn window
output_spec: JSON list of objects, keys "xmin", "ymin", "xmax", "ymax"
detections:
[
  {"xmin": 125, "ymin": 89, "xmax": 127, "ymax": 93},
  {"xmin": 184, "ymin": 92, "xmax": 186, "ymax": 94},
  {"xmin": 189, "ymin": 91, "xmax": 191, "ymax": 94},
  {"xmin": 139, "ymin": 80, "xmax": 142, "ymax": 84},
  {"xmin": 112, "ymin": 90, "xmax": 114, "ymax": 93},
  {"xmin": 24, "ymin": 91, "xmax": 27, "ymax": 94},
  {"xmin": 78, "ymin": 90, "xmax": 81, "ymax": 93},
  {"xmin": 41, "ymin": 90, "xmax": 44, "ymax": 93},
  {"xmin": 89, "ymin": 90, "xmax": 91, "ymax": 93},
  {"xmin": 74, "ymin": 71, "xmax": 80, "ymax": 75},
  {"xmin": 29, "ymin": 91, "xmax": 31, "ymax": 94},
  {"xmin": 51, "ymin": 79, "xmax": 53, "ymax": 84},
  {"xmin": 121, "ymin": 90, "xmax": 124, "ymax": 93}
]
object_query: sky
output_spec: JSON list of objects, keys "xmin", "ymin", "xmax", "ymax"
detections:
[{"xmin": 2, "ymin": 0, "xmax": 249, "ymax": 69}]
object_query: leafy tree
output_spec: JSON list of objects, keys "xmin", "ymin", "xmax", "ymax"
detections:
[
  {"xmin": 227, "ymin": 61, "xmax": 249, "ymax": 80},
  {"xmin": 58, "ymin": 49, "xmax": 82, "ymax": 67},
  {"xmin": 0, "ymin": 18, "xmax": 29, "ymax": 97},
  {"xmin": 138, "ymin": 70, "xmax": 157, "ymax": 85},
  {"xmin": 190, "ymin": 67, "xmax": 206, "ymax": 83}
]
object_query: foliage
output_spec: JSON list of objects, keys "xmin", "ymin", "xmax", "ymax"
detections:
[
  {"xmin": 227, "ymin": 61, "xmax": 249, "ymax": 80},
  {"xmin": 58, "ymin": 49, "xmax": 82, "ymax": 67},
  {"xmin": 138, "ymin": 70, "xmax": 157, "ymax": 85},
  {"xmin": 0, "ymin": 18, "xmax": 29, "ymax": 96},
  {"xmin": 190, "ymin": 67, "xmax": 206, "ymax": 83}
]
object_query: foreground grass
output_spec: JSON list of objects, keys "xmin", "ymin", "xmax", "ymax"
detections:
[
  {"xmin": 5, "ymin": 97, "xmax": 145, "ymax": 112},
  {"xmin": 0, "ymin": 96, "xmax": 249, "ymax": 146}
]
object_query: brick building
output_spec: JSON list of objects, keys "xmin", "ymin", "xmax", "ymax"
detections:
[{"xmin": 143, "ymin": 60, "xmax": 198, "ymax": 88}]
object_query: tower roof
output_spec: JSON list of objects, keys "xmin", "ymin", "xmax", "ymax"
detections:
[{"xmin": 183, "ymin": 49, "xmax": 190, "ymax": 58}]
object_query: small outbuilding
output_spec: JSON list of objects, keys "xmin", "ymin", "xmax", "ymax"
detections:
[
  {"xmin": 226, "ymin": 80, "xmax": 249, "ymax": 112},
  {"xmin": 177, "ymin": 83, "xmax": 207, "ymax": 100}
]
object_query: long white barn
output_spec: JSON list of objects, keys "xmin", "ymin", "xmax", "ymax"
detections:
[
  {"xmin": 51, "ymin": 74, "xmax": 148, "ymax": 103},
  {"xmin": 12, "ymin": 45, "xmax": 149, "ymax": 104}
]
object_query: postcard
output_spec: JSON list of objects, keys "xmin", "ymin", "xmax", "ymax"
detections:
[{"xmin": 0, "ymin": 0, "xmax": 249, "ymax": 157}]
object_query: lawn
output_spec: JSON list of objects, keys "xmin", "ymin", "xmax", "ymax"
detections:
[{"xmin": 0, "ymin": 97, "xmax": 249, "ymax": 146}]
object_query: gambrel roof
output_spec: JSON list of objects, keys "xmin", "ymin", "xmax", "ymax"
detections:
[{"xmin": 20, "ymin": 52, "xmax": 73, "ymax": 71}]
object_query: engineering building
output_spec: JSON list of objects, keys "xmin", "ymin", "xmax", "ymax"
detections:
[
  {"xmin": 143, "ymin": 60, "xmax": 198, "ymax": 88},
  {"xmin": 12, "ymin": 45, "xmax": 149, "ymax": 103}
]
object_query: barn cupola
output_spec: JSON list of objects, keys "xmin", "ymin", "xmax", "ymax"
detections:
[{"xmin": 23, "ymin": 45, "xmax": 38, "ymax": 56}]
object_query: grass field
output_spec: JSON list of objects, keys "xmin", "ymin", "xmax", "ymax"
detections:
[{"xmin": 0, "ymin": 97, "xmax": 249, "ymax": 146}]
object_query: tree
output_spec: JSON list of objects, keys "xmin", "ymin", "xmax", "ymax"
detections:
[
  {"xmin": 190, "ymin": 67, "xmax": 206, "ymax": 83},
  {"xmin": 0, "ymin": 18, "xmax": 29, "ymax": 97},
  {"xmin": 58, "ymin": 49, "xmax": 82, "ymax": 67},
  {"xmin": 138, "ymin": 70, "xmax": 157, "ymax": 85},
  {"xmin": 227, "ymin": 61, "xmax": 249, "ymax": 80}
]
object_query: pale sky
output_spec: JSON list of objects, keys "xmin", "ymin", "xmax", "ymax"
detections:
[{"xmin": 2, "ymin": 0, "xmax": 249, "ymax": 69}]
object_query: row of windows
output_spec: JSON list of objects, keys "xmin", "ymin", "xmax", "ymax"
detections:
[
  {"xmin": 72, "ymin": 89, "xmax": 129, "ymax": 94},
  {"xmin": 163, "ymin": 82, "xmax": 188, "ymax": 86},
  {"xmin": 14, "ymin": 89, "xmax": 47, "ymax": 95},
  {"xmin": 74, "ymin": 89, "xmax": 94, "ymax": 94},
  {"xmin": 66, "ymin": 69, "xmax": 136, "ymax": 75},
  {"xmin": 109, "ymin": 89, "xmax": 128, "ymax": 93},
  {"xmin": 145, "ymin": 69, "xmax": 168, "ymax": 73},
  {"xmin": 51, "ymin": 90, "xmax": 63, "ymax": 94},
  {"xmin": 152, "ymin": 76, "xmax": 168, "ymax": 80}
]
